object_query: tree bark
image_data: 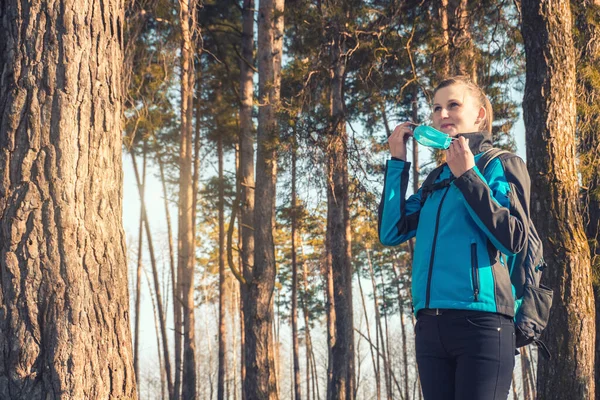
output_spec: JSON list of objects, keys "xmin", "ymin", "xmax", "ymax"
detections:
[
  {"xmin": 134, "ymin": 148, "xmax": 147, "ymax": 386},
  {"xmin": 157, "ymin": 154, "xmax": 181, "ymax": 400},
  {"xmin": 521, "ymin": 1, "xmax": 596, "ymax": 398},
  {"xmin": 356, "ymin": 266, "xmax": 380, "ymax": 400},
  {"xmin": 291, "ymin": 136, "xmax": 302, "ymax": 400},
  {"xmin": 0, "ymin": 0, "xmax": 136, "ymax": 397},
  {"xmin": 242, "ymin": 0, "xmax": 284, "ymax": 397},
  {"xmin": 238, "ymin": 2, "xmax": 255, "ymax": 398},
  {"xmin": 131, "ymin": 151, "xmax": 174, "ymax": 399},
  {"xmin": 326, "ymin": 16, "xmax": 355, "ymax": 400},
  {"xmin": 571, "ymin": 2, "xmax": 600, "ymax": 395},
  {"xmin": 521, "ymin": 350, "xmax": 532, "ymax": 400},
  {"xmin": 178, "ymin": 0, "xmax": 198, "ymax": 398},
  {"xmin": 218, "ymin": 129, "xmax": 227, "ymax": 400}
]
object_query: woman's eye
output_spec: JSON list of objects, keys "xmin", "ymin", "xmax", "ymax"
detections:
[
  {"xmin": 449, "ymin": 102, "xmax": 460, "ymax": 108},
  {"xmin": 433, "ymin": 106, "xmax": 441, "ymax": 112}
]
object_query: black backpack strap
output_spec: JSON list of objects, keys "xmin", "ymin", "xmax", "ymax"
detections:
[
  {"xmin": 475, "ymin": 148, "xmax": 512, "ymax": 173},
  {"xmin": 420, "ymin": 163, "xmax": 452, "ymax": 205}
]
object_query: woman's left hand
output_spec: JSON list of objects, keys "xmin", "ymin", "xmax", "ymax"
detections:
[{"xmin": 446, "ymin": 136, "xmax": 475, "ymax": 178}]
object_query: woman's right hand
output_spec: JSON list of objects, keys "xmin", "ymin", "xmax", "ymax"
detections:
[{"xmin": 388, "ymin": 122, "xmax": 415, "ymax": 161}]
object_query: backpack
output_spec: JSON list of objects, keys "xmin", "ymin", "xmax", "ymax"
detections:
[{"xmin": 420, "ymin": 148, "xmax": 554, "ymax": 358}]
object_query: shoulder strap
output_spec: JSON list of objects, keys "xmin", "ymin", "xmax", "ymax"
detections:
[
  {"xmin": 476, "ymin": 148, "xmax": 512, "ymax": 174},
  {"xmin": 420, "ymin": 163, "xmax": 449, "ymax": 205}
]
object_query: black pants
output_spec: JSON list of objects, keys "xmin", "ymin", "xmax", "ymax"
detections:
[{"xmin": 415, "ymin": 309, "xmax": 515, "ymax": 400}]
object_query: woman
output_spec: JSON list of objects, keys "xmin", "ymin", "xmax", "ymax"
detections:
[{"xmin": 378, "ymin": 76, "xmax": 531, "ymax": 400}]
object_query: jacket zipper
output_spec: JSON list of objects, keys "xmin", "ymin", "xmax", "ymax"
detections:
[
  {"xmin": 425, "ymin": 187, "xmax": 450, "ymax": 308},
  {"xmin": 471, "ymin": 240, "xmax": 480, "ymax": 301}
]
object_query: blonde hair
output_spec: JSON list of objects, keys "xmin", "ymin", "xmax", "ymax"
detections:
[{"xmin": 433, "ymin": 76, "xmax": 493, "ymax": 134}]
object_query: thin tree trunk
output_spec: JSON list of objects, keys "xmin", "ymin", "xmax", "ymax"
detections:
[
  {"xmin": 439, "ymin": 0, "xmax": 450, "ymax": 77},
  {"xmin": 391, "ymin": 261, "xmax": 410, "ymax": 400},
  {"xmin": 144, "ymin": 266, "xmax": 166, "ymax": 400},
  {"xmin": 291, "ymin": 134, "xmax": 302, "ymax": 400},
  {"xmin": 521, "ymin": 350, "xmax": 532, "ymax": 400},
  {"xmin": 301, "ymin": 252, "xmax": 315, "ymax": 400},
  {"xmin": 158, "ymin": 155, "xmax": 181, "ymax": 400},
  {"xmin": 367, "ymin": 251, "xmax": 390, "ymax": 399},
  {"xmin": 134, "ymin": 146, "xmax": 147, "ymax": 385},
  {"xmin": 524, "ymin": 346, "xmax": 536, "ymax": 399},
  {"xmin": 378, "ymin": 266, "xmax": 394, "ymax": 399},
  {"xmin": 218, "ymin": 132, "xmax": 228, "ymax": 400},
  {"xmin": 131, "ymin": 151, "xmax": 174, "ymax": 398},
  {"xmin": 522, "ymin": 1, "xmax": 595, "ymax": 398},
  {"xmin": 243, "ymin": 0, "xmax": 284, "ymax": 397},
  {"xmin": 178, "ymin": 0, "xmax": 198, "ymax": 397},
  {"xmin": 512, "ymin": 372, "xmax": 518, "ymax": 400},
  {"xmin": 357, "ymin": 266, "xmax": 381, "ymax": 400},
  {"xmin": 0, "ymin": 0, "xmax": 136, "ymax": 396},
  {"xmin": 232, "ymin": 280, "xmax": 239, "ymax": 400}
]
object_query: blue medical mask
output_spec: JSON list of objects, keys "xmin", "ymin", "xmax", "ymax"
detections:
[{"xmin": 413, "ymin": 125, "xmax": 453, "ymax": 150}]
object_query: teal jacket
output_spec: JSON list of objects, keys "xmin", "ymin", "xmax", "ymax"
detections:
[{"xmin": 378, "ymin": 133, "xmax": 531, "ymax": 317}]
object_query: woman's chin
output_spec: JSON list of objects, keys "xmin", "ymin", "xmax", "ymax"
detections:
[{"xmin": 440, "ymin": 127, "xmax": 457, "ymax": 136}]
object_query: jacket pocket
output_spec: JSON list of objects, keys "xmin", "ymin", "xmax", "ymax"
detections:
[{"xmin": 471, "ymin": 240, "xmax": 480, "ymax": 302}]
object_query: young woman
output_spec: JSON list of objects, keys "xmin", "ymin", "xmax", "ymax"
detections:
[{"xmin": 378, "ymin": 76, "xmax": 531, "ymax": 400}]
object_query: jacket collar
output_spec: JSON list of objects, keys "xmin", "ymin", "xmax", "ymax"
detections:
[{"xmin": 456, "ymin": 132, "xmax": 493, "ymax": 156}]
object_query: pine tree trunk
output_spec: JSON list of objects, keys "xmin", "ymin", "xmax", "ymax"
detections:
[
  {"xmin": 521, "ymin": 350, "xmax": 532, "ymax": 400},
  {"xmin": 218, "ymin": 133, "xmax": 228, "ymax": 400},
  {"xmin": 242, "ymin": 0, "xmax": 284, "ymax": 397},
  {"xmin": 291, "ymin": 137, "xmax": 302, "ymax": 400},
  {"xmin": 326, "ymin": 17, "xmax": 355, "ymax": 400},
  {"xmin": 521, "ymin": 1, "xmax": 595, "ymax": 398},
  {"xmin": 158, "ymin": 155, "xmax": 181, "ymax": 400},
  {"xmin": 571, "ymin": 3, "xmax": 600, "ymax": 396},
  {"xmin": 134, "ymin": 149, "xmax": 147, "ymax": 385},
  {"xmin": 357, "ymin": 267, "xmax": 380, "ymax": 400},
  {"xmin": 0, "ymin": 0, "xmax": 136, "ymax": 397},
  {"xmin": 131, "ymin": 151, "xmax": 174, "ymax": 398},
  {"xmin": 239, "ymin": 2, "xmax": 255, "ymax": 398},
  {"xmin": 178, "ymin": 0, "xmax": 198, "ymax": 397},
  {"xmin": 367, "ymin": 251, "xmax": 390, "ymax": 399}
]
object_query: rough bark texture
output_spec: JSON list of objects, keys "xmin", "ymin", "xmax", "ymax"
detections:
[
  {"xmin": 0, "ymin": 0, "xmax": 136, "ymax": 398},
  {"xmin": 521, "ymin": 1, "xmax": 596, "ymax": 399},
  {"xmin": 242, "ymin": 0, "xmax": 284, "ymax": 398},
  {"xmin": 178, "ymin": 0, "xmax": 197, "ymax": 398},
  {"xmin": 571, "ymin": 2, "xmax": 600, "ymax": 395},
  {"xmin": 326, "ymin": 18, "xmax": 355, "ymax": 400}
]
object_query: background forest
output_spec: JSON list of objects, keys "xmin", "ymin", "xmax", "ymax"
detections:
[{"xmin": 0, "ymin": 0, "xmax": 598, "ymax": 400}]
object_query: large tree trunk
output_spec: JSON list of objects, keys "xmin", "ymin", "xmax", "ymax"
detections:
[
  {"xmin": 0, "ymin": 0, "xmax": 136, "ymax": 398},
  {"xmin": 326, "ymin": 18, "xmax": 355, "ymax": 400},
  {"xmin": 571, "ymin": 2, "xmax": 600, "ymax": 395},
  {"xmin": 521, "ymin": 1, "xmax": 596, "ymax": 399},
  {"xmin": 238, "ymin": 2, "xmax": 255, "ymax": 398},
  {"xmin": 242, "ymin": 0, "xmax": 284, "ymax": 398},
  {"xmin": 178, "ymin": 0, "xmax": 197, "ymax": 398}
]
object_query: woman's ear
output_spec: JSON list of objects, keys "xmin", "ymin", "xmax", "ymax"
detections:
[{"xmin": 476, "ymin": 106, "xmax": 486, "ymax": 127}]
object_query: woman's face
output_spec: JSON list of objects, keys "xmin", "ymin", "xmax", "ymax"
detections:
[{"xmin": 432, "ymin": 84, "xmax": 486, "ymax": 136}]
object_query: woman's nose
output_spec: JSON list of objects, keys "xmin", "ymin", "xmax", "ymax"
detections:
[{"xmin": 440, "ymin": 108, "xmax": 449, "ymax": 118}]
